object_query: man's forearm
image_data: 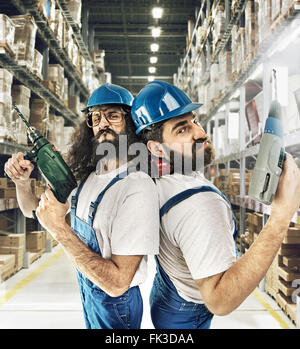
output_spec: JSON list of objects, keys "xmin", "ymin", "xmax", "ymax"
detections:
[
  {"xmin": 203, "ymin": 213, "xmax": 289, "ymax": 315},
  {"xmin": 51, "ymin": 222, "xmax": 130, "ymax": 297},
  {"xmin": 16, "ymin": 180, "xmax": 39, "ymax": 218}
]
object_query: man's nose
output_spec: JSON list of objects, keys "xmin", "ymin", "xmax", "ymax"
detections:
[
  {"xmin": 98, "ymin": 113, "xmax": 110, "ymax": 128},
  {"xmin": 192, "ymin": 122, "xmax": 206, "ymax": 140}
]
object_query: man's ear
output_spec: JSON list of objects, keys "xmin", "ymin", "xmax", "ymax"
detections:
[{"xmin": 147, "ymin": 140, "xmax": 166, "ymax": 158}]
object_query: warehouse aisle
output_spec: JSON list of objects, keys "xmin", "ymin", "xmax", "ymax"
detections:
[{"xmin": 0, "ymin": 247, "xmax": 296, "ymax": 329}]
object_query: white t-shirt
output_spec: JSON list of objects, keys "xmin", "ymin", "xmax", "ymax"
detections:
[
  {"xmin": 68, "ymin": 164, "xmax": 160, "ymax": 288},
  {"xmin": 155, "ymin": 171, "xmax": 237, "ymax": 303}
]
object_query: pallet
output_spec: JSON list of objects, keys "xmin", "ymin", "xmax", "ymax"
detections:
[
  {"xmin": 277, "ymin": 278, "xmax": 297, "ymax": 297},
  {"xmin": 28, "ymin": 249, "xmax": 45, "ymax": 265},
  {"xmin": 276, "ymin": 291, "xmax": 297, "ymax": 324}
]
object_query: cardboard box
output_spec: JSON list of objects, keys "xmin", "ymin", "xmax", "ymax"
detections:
[
  {"xmin": 11, "ymin": 15, "xmax": 37, "ymax": 67},
  {"xmin": 0, "ymin": 232, "xmax": 25, "ymax": 247},
  {"xmin": 0, "ymin": 14, "xmax": 15, "ymax": 54},
  {"xmin": 0, "ymin": 178, "xmax": 16, "ymax": 189},
  {"xmin": 0, "ymin": 188, "xmax": 16, "ymax": 198},
  {"xmin": 26, "ymin": 231, "xmax": 46, "ymax": 252},
  {"xmin": 0, "ymin": 246, "xmax": 24, "ymax": 269},
  {"xmin": 0, "ymin": 254, "xmax": 15, "ymax": 267}
]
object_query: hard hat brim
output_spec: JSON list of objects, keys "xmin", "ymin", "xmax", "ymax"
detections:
[{"xmin": 135, "ymin": 102, "xmax": 202, "ymax": 134}]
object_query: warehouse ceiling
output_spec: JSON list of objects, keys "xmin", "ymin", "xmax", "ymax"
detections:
[{"xmin": 84, "ymin": 0, "xmax": 201, "ymax": 95}]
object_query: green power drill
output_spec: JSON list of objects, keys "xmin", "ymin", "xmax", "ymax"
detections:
[{"xmin": 11, "ymin": 105, "xmax": 77, "ymax": 204}]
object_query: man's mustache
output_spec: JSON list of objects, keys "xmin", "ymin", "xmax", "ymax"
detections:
[
  {"xmin": 192, "ymin": 137, "xmax": 209, "ymax": 152},
  {"xmin": 94, "ymin": 128, "xmax": 117, "ymax": 141}
]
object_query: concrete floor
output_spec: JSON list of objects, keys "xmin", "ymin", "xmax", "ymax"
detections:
[{"xmin": 0, "ymin": 246, "xmax": 296, "ymax": 329}]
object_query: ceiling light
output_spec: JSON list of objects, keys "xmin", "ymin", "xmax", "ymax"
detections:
[
  {"xmin": 152, "ymin": 27, "xmax": 161, "ymax": 38},
  {"xmin": 150, "ymin": 43, "xmax": 159, "ymax": 52},
  {"xmin": 152, "ymin": 7, "xmax": 163, "ymax": 19},
  {"xmin": 150, "ymin": 56, "xmax": 158, "ymax": 64},
  {"xmin": 148, "ymin": 67, "xmax": 156, "ymax": 74},
  {"xmin": 148, "ymin": 76, "xmax": 155, "ymax": 82}
]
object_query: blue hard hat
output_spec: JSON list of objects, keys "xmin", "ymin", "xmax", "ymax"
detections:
[
  {"xmin": 82, "ymin": 83, "xmax": 133, "ymax": 113},
  {"xmin": 131, "ymin": 80, "xmax": 202, "ymax": 134}
]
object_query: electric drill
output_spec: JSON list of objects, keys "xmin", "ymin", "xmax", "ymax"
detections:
[
  {"xmin": 11, "ymin": 105, "xmax": 77, "ymax": 204},
  {"xmin": 248, "ymin": 99, "xmax": 286, "ymax": 205},
  {"xmin": 249, "ymin": 70, "xmax": 300, "ymax": 205}
]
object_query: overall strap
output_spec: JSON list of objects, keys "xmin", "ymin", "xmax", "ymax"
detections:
[
  {"xmin": 160, "ymin": 185, "xmax": 238, "ymax": 239},
  {"xmin": 87, "ymin": 170, "xmax": 130, "ymax": 226},
  {"xmin": 71, "ymin": 180, "xmax": 86, "ymax": 216}
]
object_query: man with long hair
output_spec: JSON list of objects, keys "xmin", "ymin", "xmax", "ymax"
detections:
[
  {"xmin": 130, "ymin": 80, "xmax": 300, "ymax": 329},
  {"xmin": 4, "ymin": 83, "xmax": 159, "ymax": 329}
]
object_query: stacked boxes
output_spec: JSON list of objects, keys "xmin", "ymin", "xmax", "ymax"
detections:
[
  {"xmin": 245, "ymin": 0, "xmax": 259, "ymax": 60},
  {"xmin": 11, "ymin": 15, "xmax": 37, "ymax": 69},
  {"xmin": 12, "ymin": 84, "xmax": 31, "ymax": 120},
  {"xmin": 0, "ymin": 68, "xmax": 13, "ymax": 142},
  {"xmin": 66, "ymin": 0, "xmax": 82, "ymax": 27},
  {"xmin": 213, "ymin": 169, "xmax": 253, "ymax": 196},
  {"xmin": 0, "ymin": 177, "xmax": 16, "ymax": 199},
  {"xmin": 26, "ymin": 231, "xmax": 46, "ymax": 253},
  {"xmin": 68, "ymin": 95, "xmax": 81, "ymax": 116},
  {"xmin": 0, "ymin": 254, "xmax": 15, "ymax": 281},
  {"xmin": 33, "ymin": 49, "xmax": 43, "ymax": 79},
  {"xmin": 48, "ymin": 64, "xmax": 65, "ymax": 100},
  {"xmin": 12, "ymin": 84, "xmax": 31, "ymax": 145},
  {"xmin": 0, "ymin": 232, "xmax": 25, "ymax": 271},
  {"xmin": 257, "ymin": 0, "xmax": 272, "ymax": 44},
  {"xmin": 276, "ymin": 225, "xmax": 300, "ymax": 323},
  {"xmin": 90, "ymin": 50, "xmax": 105, "ymax": 73},
  {"xmin": 36, "ymin": 0, "xmax": 56, "ymax": 21},
  {"xmin": 212, "ymin": 3, "xmax": 225, "ymax": 53},
  {"xmin": 30, "ymin": 98, "xmax": 49, "ymax": 136},
  {"xmin": 0, "ymin": 14, "xmax": 15, "ymax": 54}
]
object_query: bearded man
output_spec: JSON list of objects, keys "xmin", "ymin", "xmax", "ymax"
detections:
[
  {"xmin": 4, "ymin": 83, "xmax": 159, "ymax": 329},
  {"xmin": 130, "ymin": 80, "xmax": 300, "ymax": 329}
]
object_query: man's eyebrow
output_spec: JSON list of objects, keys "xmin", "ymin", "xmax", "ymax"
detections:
[{"xmin": 171, "ymin": 120, "xmax": 188, "ymax": 132}]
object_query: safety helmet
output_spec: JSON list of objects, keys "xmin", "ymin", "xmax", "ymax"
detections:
[
  {"xmin": 82, "ymin": 83, "xmax": 133, "ymax": 113},
  {"xmin": 131, "ymin": 80, "xmax": 202, "ymax": 134}
]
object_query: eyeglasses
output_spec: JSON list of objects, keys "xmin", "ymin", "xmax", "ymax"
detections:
[{"xmin": 86, "ymin": 109, "xmax": 125, "ymax": 128}]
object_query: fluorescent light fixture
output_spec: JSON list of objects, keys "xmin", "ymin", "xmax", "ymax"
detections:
[
  {"xmin": 148, "ymin": 76, "xmax": 155, "ymax": 82},
  {"xmin": 150, "ymin": 43, "xmax": 159, "ymax": 52},
  {"xmin": 148, "ymin": 67, "xmax": 156, "ymax": 74},
  {"xmin": 150, "ymin": 56, "xmax": 158, "ymax": 64},
  {"xmin": 152, "ymin": 7, "xmax": 163, "ymax": 19},
  {"xmin": 152, "ymin": 27, "xmax": 161, "ymax": 38}
]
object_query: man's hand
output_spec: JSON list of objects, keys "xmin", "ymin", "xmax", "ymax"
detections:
[
  {"xmin": 272, "ymin": 152, "xmax": 300, "ymax": 222},
  {"xmin": 36, "ymin": 189, "xmax": 70, "ymax": 236},
  {"xmin": 4, "ymin": 152, "xmax": 34, "ymax": 183}
]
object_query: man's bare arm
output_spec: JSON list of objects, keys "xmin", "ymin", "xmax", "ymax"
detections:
[{"xmin": 195, "ymin": 154, "xmax": 300, "ymax": 316}]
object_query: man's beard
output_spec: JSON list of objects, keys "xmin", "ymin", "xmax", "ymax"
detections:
[
  {"xmin": 89, "ymin": 124, "xmax": 141, "ymax": 173},
  {"xmin": 166, "ymin": 136, "xmax": 215, "ymax": 174}
]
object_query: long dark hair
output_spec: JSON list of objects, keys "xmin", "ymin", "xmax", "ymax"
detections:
[{"xmin": 66, "ymin": 105, "xmax": 141, "ymax": 183}]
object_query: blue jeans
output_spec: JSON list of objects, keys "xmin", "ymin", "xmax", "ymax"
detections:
[{"xmin": 150, "ymin": 261, "xmax": 213, "ymax": 329}]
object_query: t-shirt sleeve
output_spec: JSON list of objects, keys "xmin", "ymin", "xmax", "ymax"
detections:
[
  {"xmin": 110, "ymin": 175, "xmax": 160, "ymax": 256},
  {"xmin": 166, "ymin": 192, "xmax": 237, "ymax": 280}
]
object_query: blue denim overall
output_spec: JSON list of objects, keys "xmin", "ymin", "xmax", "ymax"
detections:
[
  {"xmin": 71, "ymin": 171, "xmax": 143, "ymax": 329},
  {"xmin": 150, "ymin": 185, "xmax": 238, "ymax": 329}
]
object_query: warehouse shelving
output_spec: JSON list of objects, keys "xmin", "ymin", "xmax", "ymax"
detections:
[
  {"xmin": 0, "ymin": 0, "xmax": 106, "ymax": 279},
  {"xmin": 0, "ymin": 48, "xmax": 80, "ymax": 126},
  {"xmin": 10, "ymin": 0, "xmax": 90, "ymax": 101},
  {"xmin": 175, "ymin": 0, "xmax": 300, "ymax": 326},
  {"xmin": 56, "ymin": 0, "xmax": 102, "ymax": 81},
  {"xmin": 178, "ymin": 0, "xmax": 249, "ymax": 89}
]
